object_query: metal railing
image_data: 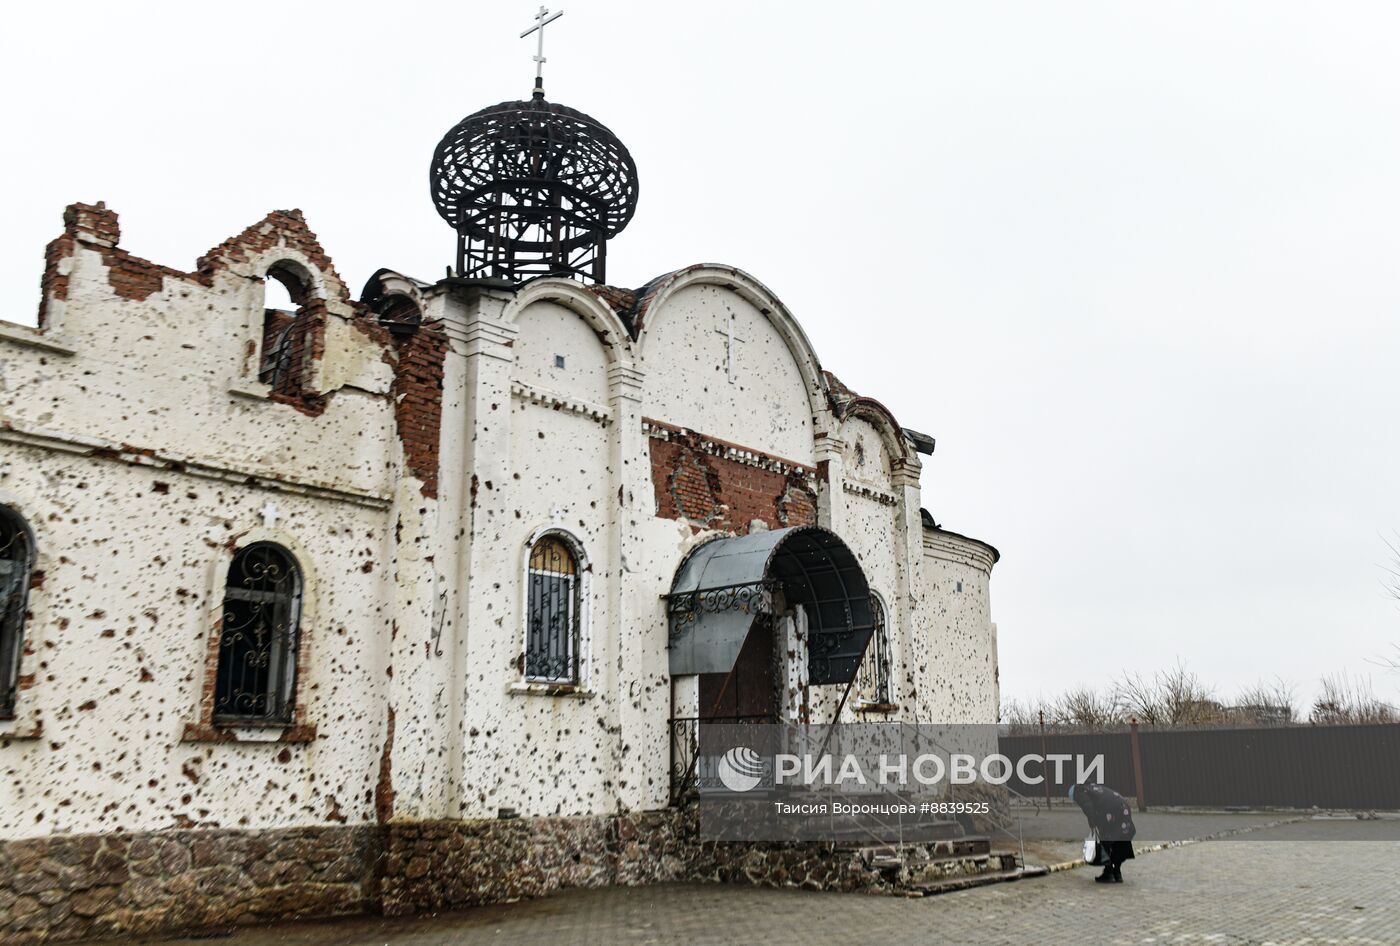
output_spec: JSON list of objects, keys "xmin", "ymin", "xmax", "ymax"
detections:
[{"xmin": 669, "ymin": 715, "xmax": 772, "ymax": 804}]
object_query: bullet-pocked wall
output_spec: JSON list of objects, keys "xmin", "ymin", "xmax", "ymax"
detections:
[
  {"xmin": 458, "ymin": 290, "xmax": 623, "ymax": 818},
  {"xmin": 0, "ymin": 204, "xmax": 405, "ymax": 842},
  {"xmin": 0, "ymin": 205, "xmax": 1001, "ymax": 942},
  {"xmin": 920, "ymin": 529, "xmax": 1001, "ymax": 723}
]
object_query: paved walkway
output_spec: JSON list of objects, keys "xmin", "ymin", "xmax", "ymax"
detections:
[
  {"xmin": 94, "ymin": 831, "xmax": 1400, "ymax": 946},
  {"xmin": 1004, "ymin": 807, "xmax": 1302, "ymax": 866}
]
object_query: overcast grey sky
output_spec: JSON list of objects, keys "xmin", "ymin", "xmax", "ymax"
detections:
[{"xmin": 3, "ymin": 1, "xmax": 1398, "ymax": 711}]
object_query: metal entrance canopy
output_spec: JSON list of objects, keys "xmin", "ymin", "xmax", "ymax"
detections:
[{"xmin": 666, "ymin": 526, "xmax": 874, "ymax": 685}]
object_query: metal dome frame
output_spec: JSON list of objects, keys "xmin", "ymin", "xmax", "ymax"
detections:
[{"xmin": 430, "ymin": 96, "xmax": 639, "ymax": 284}]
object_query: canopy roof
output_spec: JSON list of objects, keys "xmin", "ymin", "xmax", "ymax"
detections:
[{"xmin": 667, "ymin": 526, "xmax": 874, "ymax": 684}]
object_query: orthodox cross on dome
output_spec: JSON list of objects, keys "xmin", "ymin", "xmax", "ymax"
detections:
[
  {"xmin": 714, "ymin": 315, "xmax": 748, "ymax": 384},
  {"xmin": 521, "ymin": 6, "xmax": 565, "ymax": 94}
]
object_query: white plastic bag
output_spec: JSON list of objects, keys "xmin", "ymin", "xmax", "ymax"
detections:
[{"xmin": 1082, "ymin": 834, "xmax": 1100, "ymax": 864}]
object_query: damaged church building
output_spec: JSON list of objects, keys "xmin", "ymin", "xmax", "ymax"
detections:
[{"xmin": 0, "ymin": 69, "xmax": 1001, "ymax": 943}]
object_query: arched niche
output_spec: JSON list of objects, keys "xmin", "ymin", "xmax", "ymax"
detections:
[{"xmin": 638, "ymin": 271, "xmax": 823, "ymax": 463}]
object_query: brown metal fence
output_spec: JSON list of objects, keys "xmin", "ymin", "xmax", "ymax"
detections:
[{"xmin": 1000, "ymin": 722, "xmax": 1400, "ymax": 809}]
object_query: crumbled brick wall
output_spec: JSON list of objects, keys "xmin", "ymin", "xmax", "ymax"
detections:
[
  {"xmin": 389, "ymin": 325, "xmax": 448, "ymax": 499},
  {"xmin": 263, "ymin": 301, "xmax": 329, "ymax": 415},
  {"xmin": 645, "ymin": 420, "xmax": 819, "ymax": 534},
  {"xmin": 34, "ymin": 233, "xmax": 74, "ymax": 331},
  {"xmin": 38, "ymin": 203, "xmax": 354, "ymax": 318},
  {"xmin": 0, "ymin": 825, "xmax": 380, "ymax": 945}
]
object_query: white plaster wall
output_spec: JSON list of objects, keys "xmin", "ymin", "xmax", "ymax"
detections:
[
  {"xmin": 0, "ymin": 229, "xmax": 405, "ymax": 842},
  {"xmin": 513, "ymin": 301, "xmax": 611, "ymax": 405},
  {"xmin": 810, "ymin": 417, "xmax": 907, "ymax": 724},
  {"xmin": 0, "ymin": 249, "xmax": 1002, "ymax": 837},
  {"xmin": 640, "ymin": 284, "xmax": 815, "ymax": 463},
  {"xmin": 919, "ymin": 537, "xmax": 1000, "ymax": 723},
  {"xmin": 451, "ymin": 297, "xmax": 623, "ymax": 818},
  {"xmin": 0, "ymin": 445, "xmax": 392, "ymax": 841},
  {"xmin": 1, "ymin": 242, "xmax": 394, "ymax": 499}
]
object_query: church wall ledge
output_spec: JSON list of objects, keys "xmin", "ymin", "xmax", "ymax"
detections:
[
  {"xmin": 642, "ymin": 418, "xmax": 817, "ymax": 476},
  {"xmin": 0, "ymin": 421, "xmax": 393, "ymax": 511},
  {"xmin": 509, "ymin": 381, "xmax": 613, "ymax": 426},
  {"xmin": 0, "ymin": 321, "xmax": 76, "ymax": 356},
  {"xmin": 180, "ymin": 722, "xmax": 319, "ymax": 745},
  {"xmin": 922, "ymin": 529, "xmax": 1000, "ymax": 573},
  {"xmin": 506, "ymin": 681, "xmax": 597, "ymax": 699}
]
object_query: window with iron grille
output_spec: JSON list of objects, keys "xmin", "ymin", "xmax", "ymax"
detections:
[
  {"xmin": 525, "ymin": 534, "xmax": 583, "ymax": 684},
  {"xmin": 0, "ymin": 507, "xmax": 34, "ymax": 719},
  {"xmin": 855, "ymin": 594, "xmax": 892, "ymax": 707},
  {"xmin": 214, "ymin": 543, "xmax": 302, "ymax": 724}
]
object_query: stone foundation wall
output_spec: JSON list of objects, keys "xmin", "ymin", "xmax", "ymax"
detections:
[
  {"xmin": 380, "ymin": 809, "xmax": 985, "ymax": 914},
  {"xmin": 0, "ymin": 826, "xmax": 380, "ymax": 946},
  {"xmin": 3, "ymin": 810, "xmax": 1008, "ymax": 944},
  {"xmin": 380, "ymin": 810, "xmax": 694, "ymax": 915}
]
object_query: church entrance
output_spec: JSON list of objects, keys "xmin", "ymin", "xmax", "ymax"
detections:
[
  {"xmin": 666, "ymin": 526, "xmax": 877, "ymax": 801},
  {"xmin": 697, "ymin": 616, "xmax": 777, "ymax": 721}
]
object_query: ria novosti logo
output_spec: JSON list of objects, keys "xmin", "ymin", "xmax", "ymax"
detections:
[{"xmin": 716, "ymin": 746, "xmax": 767, "ymax": 793}]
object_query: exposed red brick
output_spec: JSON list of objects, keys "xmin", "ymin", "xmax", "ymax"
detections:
[
  {"xmin": 262, "ymin": 299, "xmax": 330, "ymax": 417},
  {"xmin": 36, "ymin": 202, "xmax": 353, "ymax": 328},
  {"xmin": 376, "ymin": 705, "xmax": 396, "ymax": 824},
  {"xmin": 197, "ymin": 209, "xmax": 349, "ymax": 304},
  {"xmin": 647, "ymin": 422, "xmax": 818, "ymax": 535},
  {"xmin": 389, "ymin": 325, "xmax": 448, "ymax": 499},
  {"xmin": 63, "ymin": 202, "xmax": 120, "ymax": 246},
  {"xmin": 35, "ymin": 232, "xmax": 74, "ymax": 330}
]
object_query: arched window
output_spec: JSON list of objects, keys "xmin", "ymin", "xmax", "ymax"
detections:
[
  {"xmin": 0, "ymin": 507, "xmax": 35, "ymax": 719},
  {"xmin": 525, "ymin": 534, "xmax": 583, "ymax": 684},
  {"xmin": 856, "ymin": 594, "xmax": 892, "ymax": 708},
  {"xmin": 215, "ymin": 543, "xmax": 302, "ymax": 724},
  {"xmin": 258, "ymin": 264, "xmax": 311, "ymax": 392}
]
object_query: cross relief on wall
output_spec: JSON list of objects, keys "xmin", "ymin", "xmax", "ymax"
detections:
[{"xmin": 713, "ymin": 315, "xmax": 747, "ymax": 384}]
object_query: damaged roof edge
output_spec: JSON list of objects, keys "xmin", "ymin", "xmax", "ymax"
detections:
[
  {"xmin": 902, "ymin": 427, "xmax": 935, "ymax": 455},
  {"xmin": 920, "ymin": 508, "xmax": 1000, "ymax": 564}
]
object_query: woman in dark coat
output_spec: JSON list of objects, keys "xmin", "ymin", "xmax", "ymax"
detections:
[{"xmin": 1069, "ymin": 782, "xmax": 1136, "ymax": 883}]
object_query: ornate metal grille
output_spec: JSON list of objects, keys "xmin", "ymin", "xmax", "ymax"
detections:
[
  {"xmin": 666, "ymin": 579, "xmax": 774, "ymax": 642},
  {"xmin": 0, "ymin": 508, "xmax": 34, "ymax": 719},
  {"xmin": 668, "ymin": 715, "xmax": 771, "ymax": 803},
  {"xmin": 214, "ymin": 543, "xmax": 302, "ymax": 724},
  {"xmin": 855, "ymin": 595, "xmax": 892, "ymax": 707},
  {"xmin": 525, "ymin": 535, "xmax": 582, "ymax": 683}
]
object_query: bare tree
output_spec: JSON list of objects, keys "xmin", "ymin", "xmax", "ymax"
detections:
[
  {"xmin": 1231, "ymin": 677, "xmax": 1297, "ymax": 725},
  {"xmin": 1309, "ymin": 672, "xmax": 1398, "ymax": 725},
  {"xmin": 1050, "ymin": 685, "xmax": 1122, "ymax": 731},
  {"xmin": 1113, "ymin": 672, "xmax": 1164, "ymax": 725},
  {"xmin": 1384, "ymin": 533, "xmax": 1400, "ymax": 673},
  {"xmin": 999, "ymin": 697, "xmax": 1047, "ymax": 735},
  {"xmin": 1384, "ymin": 533, "xmax": 1400, "ymax": 604}
]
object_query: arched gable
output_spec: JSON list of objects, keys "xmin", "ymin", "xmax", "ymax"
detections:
[
  {"xmin": 199, "ymin": 209, "xmax": 355, "ymax": 320},
  {"xmin": 501, "ymin": 278, "xmax": 636, "ymax": 371},
  {"xmin": 839, "ymin": 397, "xmax": 915, "ymax": 471},
  {"xmin": 632, "ymin": 265, "xmax": 830, "ymax": 462}
]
